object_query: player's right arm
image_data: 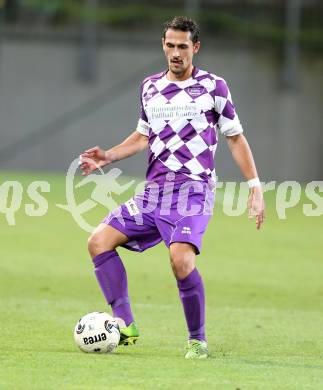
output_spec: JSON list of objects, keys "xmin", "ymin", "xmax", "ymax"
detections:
[{"xmin": 79, "ymin": 130, "xmax": 148, "ymax": 176}]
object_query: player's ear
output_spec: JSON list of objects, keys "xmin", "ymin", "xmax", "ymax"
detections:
[
  {"xmin": 193, "ymin": 41, "xmax": 200, "ymax": 54},
  {"xmin": 162, "ymin": 38, "xmax": 167, "ymax": 54}
]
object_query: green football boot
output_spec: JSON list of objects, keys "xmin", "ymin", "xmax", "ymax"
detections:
[
  {"xmin": 185, "ymin": 339, "xmax": 208, "ymax": 359},
  {"xmin": 119, "ymin": 322, "xmax": 139, "ymax": 346}
]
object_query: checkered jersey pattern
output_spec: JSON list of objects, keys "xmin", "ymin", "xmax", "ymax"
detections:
[{"xmin": 136, "ymin": 67, "xmax": 243, "ymax": 184}]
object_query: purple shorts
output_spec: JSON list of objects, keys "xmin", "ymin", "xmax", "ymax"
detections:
[{"xmin": 103, "ymin": 180, "xmax": 215, "ymax": 255}]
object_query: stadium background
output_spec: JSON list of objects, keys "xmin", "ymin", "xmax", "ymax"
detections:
[
  {"xmin": 1, "ymin": 0, "xmax": 323, "ymax": 180},
  {"xmin": 1, "ymin": 1, "xmax": 322, "ymax": 389}
]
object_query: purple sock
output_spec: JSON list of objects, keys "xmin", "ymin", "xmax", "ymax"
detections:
[
  {"xmin": 93, "ymin": 250, "xmax": 134, "ymax": 326},
  {"xmin": 177, "ymin": 268, "xmax": 205, "ymax": 341}
]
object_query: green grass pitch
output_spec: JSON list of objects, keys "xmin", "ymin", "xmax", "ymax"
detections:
[{"xmin": 0, "ymin": 171, "xmax": 322, "ymax": 389}]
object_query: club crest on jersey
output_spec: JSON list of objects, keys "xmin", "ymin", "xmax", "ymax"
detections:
[{"xmin": 187, "ymin": 86, "xmax": 206, "ymax": 98}]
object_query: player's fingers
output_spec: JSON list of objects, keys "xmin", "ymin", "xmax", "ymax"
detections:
[
  {"xmin": 261, "ymin": 208, "xmax": 264, "ymax": 219},
  {"xmin": 79, "ymin": 154, "xmax": 90, "ymax": 161},
  {"xmin": 79, "ymin": 155, "xmax": 86, "ymax": 165},
  {"xmin": 81, "ymin": 152, "xmax": 96, "ymax": 159},
  {"xmin": 256, "ymin": 210, "xmax": 264, "ymax": 229},
  {"xmin": 247, "ymin": 194, "xmax": 253, "ymax": 217},
  {"xmin": 79, "ymin": 158, "xmax": 89, "ymax": 166},
  {"xmin": 249, "ymin": 203, "xmax": 258, "ymax": 219},
  {"xmin": 259, "ymin": 202, "xmax": 265, "ymax": 225},
  {"xmin": 82, "ymin": 167, "xmax": 92, "ymax": 176},
  {"xmin": 80, "ymin": 156, "xmax": 99, "ymax": 169},
  {"xmin": 248, "ymin": 205, "xmax": 255, "ymax": 218},
  {"xmin": 85, "ymin": 146, "xmax": 99, "ymax": 153},
  {"xmin": 79, "ymin": 159, "xmax": 91, "ymax": 168},
  {"xmin": 256, "ymin": 214, "xmax": 261, "ymax": 229},
  {"xmin": 85, "ymin": 164, "xmax": 99, "ymax": 173},
  {"xmin": 81, "ymin": 165, "xmax": 92, "ymax": 173}
]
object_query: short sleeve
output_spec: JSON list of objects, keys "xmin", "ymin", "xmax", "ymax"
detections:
[
  {"xmin": 214, "ymin": 78, "xmax": 243, "ymax": 136},
  {"xmin": 136, "ymin": 82, "xmax": 150, "ymax": 136}
]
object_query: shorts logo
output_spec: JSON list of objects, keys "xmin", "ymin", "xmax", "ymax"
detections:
[
  {"xmin": 181, "ymin": 226, "xmax": 191, "ymax": 235},
  {"xmin": 125, "ymin": 198, "xmax": 140, "ymax": 216}
]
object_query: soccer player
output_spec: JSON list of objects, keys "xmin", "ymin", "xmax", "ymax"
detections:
[{"xmin": 80, "ymin": 16, "xmax": 265, "ymax": 359}]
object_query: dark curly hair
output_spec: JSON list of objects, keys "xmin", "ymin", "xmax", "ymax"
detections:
[{"xmin": 163, "ymin": 16, "xmax": 200, "ymax": 44}]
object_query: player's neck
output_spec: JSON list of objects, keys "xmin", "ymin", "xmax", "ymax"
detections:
[{"xmin": 166, "ymin": 65, "xmax": 194, "ymax": 82}]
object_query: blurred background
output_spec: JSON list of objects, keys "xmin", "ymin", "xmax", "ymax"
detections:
[{"xmin": 0, "ymin": 0, "xmax": 322, "ymax": 181}]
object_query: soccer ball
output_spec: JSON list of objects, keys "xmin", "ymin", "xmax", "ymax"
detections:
[{"xmin": 74, "ymin": 312, "xmax": 120, "ymax": 353}]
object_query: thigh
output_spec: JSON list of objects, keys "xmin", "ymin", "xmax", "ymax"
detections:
[
  {"xmin": 92, "ymin": 223, "xmax": 129, "ymax": 247},
  {"xmin": 88, "ymin": 223, "xmax": 129, "ymax": 257}
]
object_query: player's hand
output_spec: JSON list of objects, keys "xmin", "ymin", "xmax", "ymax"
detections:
[
  {"xmin": 248, "ymin": 186, "xmax": 265, "ymax": 230},
  {"xmin": 79, "ymin": 146, "xmax": 112, "ymax": 176}
]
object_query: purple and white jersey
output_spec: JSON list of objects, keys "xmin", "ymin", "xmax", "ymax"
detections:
[{"xmin": 136, "ymin": 67, "xmax": 243, "ymax": 184}]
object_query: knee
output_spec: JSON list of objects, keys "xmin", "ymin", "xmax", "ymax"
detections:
[
  {"xmin": 170, "ymin": 244, "xmax": 196, "ymax": 280},
  {"xmin": 87, "ymin": 231, "xmax": 115, "ymax": 258}
]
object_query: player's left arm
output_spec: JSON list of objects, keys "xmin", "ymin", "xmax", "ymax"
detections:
[{"xmin": 226, "ymin": 133, "xmax": 265, "ymax": 230}]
